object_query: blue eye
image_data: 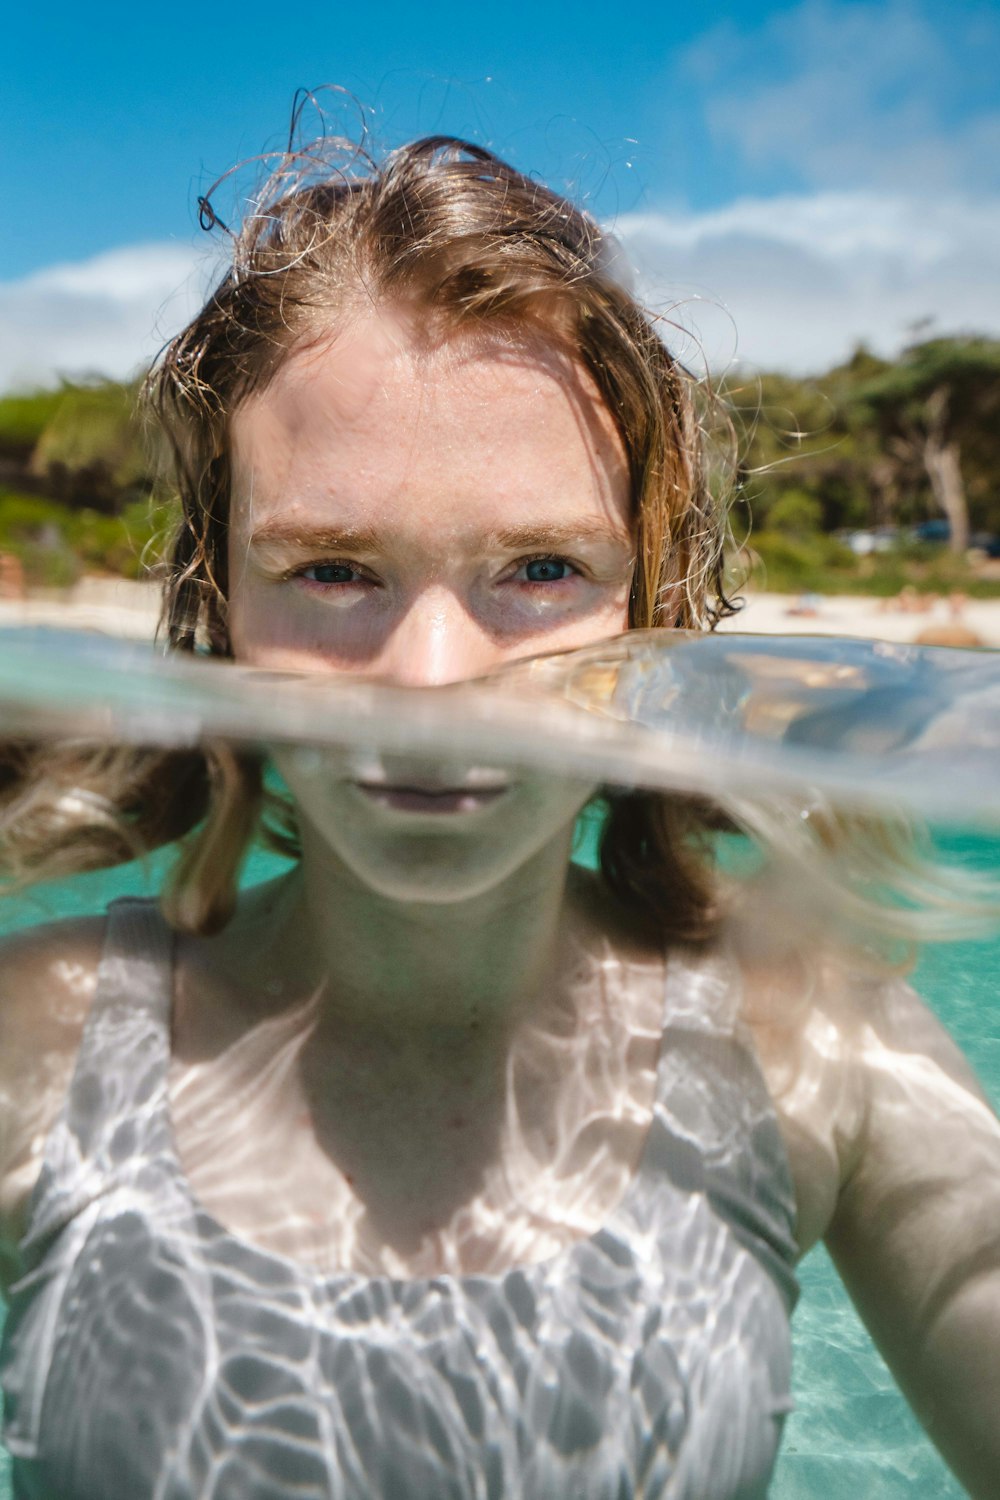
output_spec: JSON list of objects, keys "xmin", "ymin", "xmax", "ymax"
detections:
[
  {"xmin": 300, "ymin": 562, "xmax": 358, "ymax": 585},
  {"xmin": 522, "ymin": 557, "xmax": 573, "ymax": 583}
]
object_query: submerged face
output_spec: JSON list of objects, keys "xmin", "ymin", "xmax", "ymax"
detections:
[{"xmin": 228, "ymin": 304, "xmax": 634, "ymax": 901}]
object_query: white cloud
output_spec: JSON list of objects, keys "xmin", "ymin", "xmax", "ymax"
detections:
[
  {"xmin": 0, "ymin": 242, "xmax": 220, "ymax": 392},
  {"xmin": 3, "ymin": 184, "xmax": 999, "ymax": 391},
  {"xmin": 621, "ymin": 1, "xmax": 1000, "ymax": 371},
  {"xmin": 682, "ymin": 0, "xmax": 1000, "ymax": 194},
  {"xmin": 614, "ymin": 190, "xmax": 1000, "ymax": 373}
]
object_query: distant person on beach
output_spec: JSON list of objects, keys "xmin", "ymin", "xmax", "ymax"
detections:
[
  {"xmin": 913, "ymin": 590, "xmax": 985, "ymax": 647},
  {"xmin": 0, "ymin": 119, "xmax": 998, "ymax": 1499}
]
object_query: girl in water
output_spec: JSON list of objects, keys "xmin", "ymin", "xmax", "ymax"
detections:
[{"xmin": 0, "ymin": 129, "xmax": 998, "ymax": 1498}]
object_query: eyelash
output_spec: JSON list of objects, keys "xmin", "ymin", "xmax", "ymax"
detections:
[
  {"xmin": 286, "ymin": 561, "xmax": 370, "ymax": 587},
  {"xmin": 283, "ymin": 555, "xmax": 583, "ymax": 588}
]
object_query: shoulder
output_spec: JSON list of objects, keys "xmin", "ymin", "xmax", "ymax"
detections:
[
  {"xmin": 728, "ymin": 914, "xmax": 914, "ymax": 1253},
  {"xmin": 729, "ymin": 894, "xmax": 998, "ymax": 1216},
  {"xmin": 0, "ymin": 912, "xmax": 110, "ymax": 1258},
  {"xmin": 825, "ymin": 963, "xmax": 1000, "ymax": 1241},
  {"xmin": 0, "ymin": 910, "xmax": 109, "ymax": 1049}
]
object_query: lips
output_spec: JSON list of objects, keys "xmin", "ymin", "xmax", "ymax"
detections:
[{"xmin": 353, "ymin": 781, "xmax": 509, "ymax": 814}]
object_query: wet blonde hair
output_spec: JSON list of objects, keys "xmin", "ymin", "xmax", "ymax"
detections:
[{"xmin": 154, "ymin": 135, "xmax": 733, "ymax": 653}]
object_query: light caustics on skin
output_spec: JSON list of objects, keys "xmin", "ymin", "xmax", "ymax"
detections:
[
  {"xmin": 0, "ymin": 949, "xmax": 102, "ymax": 1266},
  {"xmin": 168, "ymin": 906, "xmax": 666, "ymax": 1279},
  {"xmin": 2, "ymin": 316, "xmax": 999, "ymax": 1494}
]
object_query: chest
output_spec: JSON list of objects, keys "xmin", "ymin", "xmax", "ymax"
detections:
[{"xmin": 166, "ymin": 964, "xmax": 668, "ymax": 1277}]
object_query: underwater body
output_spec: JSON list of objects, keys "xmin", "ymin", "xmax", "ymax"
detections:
[{"xmin": 0, "ymin": 626, "xmax": 997, "ymax": 1498}]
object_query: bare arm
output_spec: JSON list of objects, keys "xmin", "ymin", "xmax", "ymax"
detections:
[{"xmin": 824, "ymin": 977, "xmax": 1000, "ymax": 1498}]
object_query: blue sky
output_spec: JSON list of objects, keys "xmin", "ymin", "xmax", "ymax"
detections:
[{"xmin": 2, "ymin": 0, "xmax": 999, "ymax": 384}]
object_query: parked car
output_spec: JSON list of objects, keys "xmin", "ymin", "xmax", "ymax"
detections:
[
  {"xmin": 910, "ymin": 519, "xmax": 951, "ymax": 544},
  {"xmin": 908, "ymin": 521, "xmax": 1000, "ymax": 556}
]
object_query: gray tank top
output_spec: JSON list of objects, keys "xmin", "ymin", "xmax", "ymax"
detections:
[{"xmin": 1, "ymin": 897, "xmax": 799, "ymax": 1499}]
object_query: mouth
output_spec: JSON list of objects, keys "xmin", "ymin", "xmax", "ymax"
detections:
[{"xmin": 352, "ymin": 781, "xmax": 511, "ymax": 815}]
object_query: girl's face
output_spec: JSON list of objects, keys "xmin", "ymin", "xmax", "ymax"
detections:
[{"xmin": 228, "ymin": 305, "xmax": 635, "ymax": 902}]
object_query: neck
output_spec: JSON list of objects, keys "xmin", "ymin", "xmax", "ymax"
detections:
[{"xmin": 271, "ymin": 823, "xmax": 582, "ymax": 1044}]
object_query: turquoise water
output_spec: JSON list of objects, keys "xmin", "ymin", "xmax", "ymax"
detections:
[{"xmin": 0, "ymin": 826, "xmax": 996, "ymax": 1497}]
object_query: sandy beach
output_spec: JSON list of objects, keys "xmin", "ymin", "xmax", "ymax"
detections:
[
  {"xmin": 1, "ymin": 576, "xmax": 999, "ymax": 648},
  {"xmin": 0, "ymin": 577, "xmax": 164, "ymax": 640},
  {"xmin": 718, "ymin": 590, "xmax": 1000, "ymax": 648}
]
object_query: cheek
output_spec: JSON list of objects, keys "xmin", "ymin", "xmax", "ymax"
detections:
[
  {"xmin": 228, "ymin": 585, "xmax": 367, "ymax": 670},
  {"xmin": 538, "ymin": 589, "xmax": 631, "ymax": 655},
  {"xmin": 592, "ymin": 573, "xmax": 633, "ymax": 634},
  {"xmin": 611, "ymin": 586, "xmax": 632, "ymax": 633},
  {"xmin": 226, "ymin": 545, "xmax": 262, "ymax": 658},
  {"xmin": 228, "ymin": 585, "xmax": 284, "ymax": 664}
]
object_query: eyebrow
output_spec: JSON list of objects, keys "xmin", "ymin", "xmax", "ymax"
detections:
[
  {"xmin": 248, "ymin": 522, "xmax": 382, "ymax": 553},
  {"xmin": 485, "ymin": 521, "xmax": 632, "ymax": 550},
  {"xmin": 248, "ymin": 519, "xmax": 632, "ymax": 553}
]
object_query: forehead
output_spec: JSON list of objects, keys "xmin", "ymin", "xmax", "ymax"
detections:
[{"xmin": 228, "ymin": 305, "xmax": 629, "ymax": 532}]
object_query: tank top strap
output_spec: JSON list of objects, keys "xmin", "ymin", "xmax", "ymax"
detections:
[
  {"xmin": 660, "ymin": 940, "xmax": 744, "ymax": 1036},
  {"xmin": 650, "ymin": 940, "xmax": 800, "ymax": 1310},
  {"xmin": 20, "ymin": 896, "xmax": 175, "ymax": 1256}
]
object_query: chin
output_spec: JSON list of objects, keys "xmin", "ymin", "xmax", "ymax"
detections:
[{"xmin": 331, "ymin": 839, "xmax": 549, "ymax": 906}]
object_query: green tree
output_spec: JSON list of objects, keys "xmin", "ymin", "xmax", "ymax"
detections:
[
  {"xmin": 29, "ymin": 380, "xmax": 150, "ymax": 512},
  {"xmin": 848, "ymin": 338, "xmax": 1000, "ymax": 553},
  {"xmin": 723, "ymin": 358, "xmax": 885, "ymax": 539}
]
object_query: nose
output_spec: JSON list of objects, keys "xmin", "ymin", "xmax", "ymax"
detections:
[{"xmin": 378, "ymin": 589, "xmax": 499, "ymax": 688}]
